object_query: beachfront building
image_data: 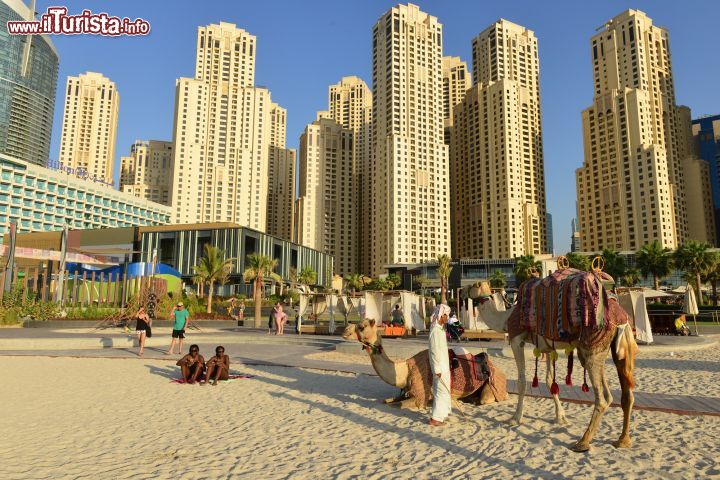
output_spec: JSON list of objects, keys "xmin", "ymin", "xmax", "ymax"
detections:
[
  {"xmin": 442, "ymin": 56, "xmax": 470, "ymax": 145},
  {"xmin": 692, "ymin": 114, "xmax": 720, "ymax": 243},
  {"xmin": 0, "ymin": 0, "xmax": 59, "ymax": 166},
  {"xmin": 326, "ymin": 76, "xmax": 372, "ymax": 275},
  {"xmin": 138, "ymin": 223, "xmax": 334, "ymax": 293},
  {"xmin": 0, "ymin": 153, "xmax": 171, "ymax": 234},
  {"xmin": 676, "ymin": 106, "xmax": 715, "ymax": 245},
  {"xmin": 367, "ymin": 3, "xmax": 451, "ymax": 276},
  {"xmin": 266, "ymin": 103, "xmax": 296, "ymax": 241},
  {"xmin": 570, "ymin": 218, "xmax": 581, "ymax": 252},
  {"xmin": 119, "ymin": 140, "xmax": 173, "ymax": 206},
  {"xmin": 58, "ymin": 72, "xmax": 120, "ymax": 185},
  {"xmin": 451, "ymin": 19, "xmax": 548, "ymax": 259},
  {"xmin": 576, "ymin": 10, "xmax": 688, "ymax": 252},
  {"xmin": 170, "ymin": 22, "xmax": 277, "ymax": 231},
  {"xmin": 296, "ymin": 117, "xmax": 356, "ymax": 276}
]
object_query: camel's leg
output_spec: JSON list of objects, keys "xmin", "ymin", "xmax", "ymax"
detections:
[
  {"xmin": 612, "ymin": 347, "xmax": 635, "ymax": 448},
  {"xmin": 507, "ymin": 334, "xmax": 527, "ymax": 425},
  {"xmin": 386, "ymin": 397, "xmax": 423, "ymax": 410},
  {"xmin": 384, "ymin": 393, "xmax": 407, "ymax": 404},
  {"xmin": 572, "ymin": 349, "xmax": 610, "ymax": 452},
  {"xmin": 546, "ymin": 353, "xmax": 568, "ymax": 425}
]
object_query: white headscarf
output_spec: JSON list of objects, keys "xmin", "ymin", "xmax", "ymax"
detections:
[{"xmin": 431, "ymin": 304, "xmax": 451, "ymax": 325}]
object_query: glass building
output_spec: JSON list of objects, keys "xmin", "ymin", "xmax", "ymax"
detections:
[
  {"xmin": 0, "ymin": 154, "xmax": 172, "ymax": 234},
  {"xmin": 692, "ymin": 114, "xmax": 720, "ymax": 242},
  {"xmin": 0, "ymin": 0, "xmax": 59, "ymax": 165}
]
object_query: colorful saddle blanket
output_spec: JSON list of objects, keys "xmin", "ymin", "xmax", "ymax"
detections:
[{"xmin": 515, "ymin": 268, "xmax": 616, "ymax": 342}]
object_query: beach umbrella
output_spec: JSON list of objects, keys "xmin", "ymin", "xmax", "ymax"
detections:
[{"xmin": 683, "ymin": 283, "xmax": 700, "ymax": 336}]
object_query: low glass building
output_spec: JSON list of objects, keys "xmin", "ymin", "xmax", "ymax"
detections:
[
  {"xmin": 0, "ymin": 154, "xmax": 171, "ymax": 234},
  {"xmin": 137, "ymin": 223, "xmax": 334, "ymax": 293}
]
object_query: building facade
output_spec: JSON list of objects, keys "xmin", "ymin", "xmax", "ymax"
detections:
[
  {"xmin": 169, "ymin": 23, "xmax": 275, "ymax": 231},
  {"xmin": 138, "ymin": 223, "xmax": 334, "ymax": 293},
  {"xmin": 326, "ymin": 76, "xmax": 372, "ymax": 274},
  {"xmin": 692, "ymin": 114, "xmax": 720, "ymax": 243},
  {"xmin": 0, "ymin": 0, "xmax": 59, "ymax": 166},
  {"xmin": 0, "ymin": 153, "xmax": 170, "ymax": 234},
  {"xmin": 368, "ymin": 3, "xmax": 450, "ymax": 275},
  {"xmin": 296, "ymin": 118, "xmax": 356, "ymax": 276},
  {"xmin": 58, "ymin": 72, "xmax": 120, "ymax": 185},
  {"xmin": 451, "ymin": 19, "xmax": 547, "ymax": 259},
  {"xmin": 570, "ymin": 217, "xmax": 581, "ymax": 252},
  {"xmin": 266, "ymin": 103, "xmax": 296, "ymax": 241},
  {"xmin": 576, "ymin": 10, "xmax": 688, "ymax": 252},
  {"xmin": 119, "ymin": 140, "xmax": 173, "ymax": 206},
  {"xmin": 441, "ymin": 56, "xmax": 470, "ymax": 145}
]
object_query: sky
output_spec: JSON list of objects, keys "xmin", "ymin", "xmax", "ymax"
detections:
[{"xmin": 40, "ymin": 0, "xmax": 720, "ymax": 254}]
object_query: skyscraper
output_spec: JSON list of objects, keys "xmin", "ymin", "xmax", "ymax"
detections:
[
  {"xmin": 58, "ymin": 72, "xmax": 120, "ymax": 185},
  {"xmin": 296, "ymin": 117, "xmax": 356, "ymax": 275},
  {"xmin": 119, "ymin": 140, "xmax": 173, "ymax": 205},
  {"xmin": 170, "ymin": 22, "xmax": 274, "ymax": 230},
  {"xmin": 326, "ymin": 76, "xmax": 372, "ymax": 274},
  {"xmin": 442, "ymin": 56, "xmax": 469, "ymax": 145},
  {"xmin": 692, "ymin": 114, "xmax": 720, "ymax": 243},
  {"xmin": 451, "ymin": 19, "xmax": 547, "ymax": 259},
  {"xmin": 266, "ymin": 103, "xmax": 296, "ymax": 241},
  {"xmin": 0, "ymin": 0, "xmax": 58, "ymax": 166},
  {"xmin": 576, "ymin": 10, "xmax": 687, "ymax": 251},
  {"xmin": 368, "ymin": 3, "xmax": 450, "ymax": 275}
]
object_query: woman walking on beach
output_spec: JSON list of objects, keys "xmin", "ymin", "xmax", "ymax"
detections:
[
  {"xmin": 273, "ymin": 302, "xmax": 288, "ymax": 335},
  {"xmin": 135, "ymin": 307, "xmax": 151, "ymax": 356},
  {"xmin": 204, "ymin": 346, "xmax": 230, "ymax": 386}
]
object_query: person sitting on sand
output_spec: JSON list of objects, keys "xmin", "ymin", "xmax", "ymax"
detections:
[
  {"xmin": 204, "ymin": 346, "xmax": 230, "ymax": 386},
  {"xmin": 176, "ymin": 344, "xmax": 205, "ymax": 384}
]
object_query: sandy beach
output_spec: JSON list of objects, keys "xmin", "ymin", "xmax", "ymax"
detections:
[{"xmin": 0, "ymin": 344, "xmax": 718, "ymax": 479}]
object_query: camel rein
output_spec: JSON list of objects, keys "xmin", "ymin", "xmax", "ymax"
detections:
[{"xmin": 354, "ymin": 329, "xmax": 383, "ymax": 355}]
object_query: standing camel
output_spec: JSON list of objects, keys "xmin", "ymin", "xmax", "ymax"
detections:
[{"xmin": 477, "ymin": 273, "xmax": 638, "ymax": 452}]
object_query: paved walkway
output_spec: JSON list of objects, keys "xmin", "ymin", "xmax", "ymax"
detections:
[{"xmin": 1, "ymin": 327, "xmax": 718, "ymax": 417}]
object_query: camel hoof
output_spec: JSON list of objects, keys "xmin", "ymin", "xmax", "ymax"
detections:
[
  {"xmin": 571, "ymin": 441, "xmax": 591, "ymax": 453},
  {"xmin": 613, "ymin": 438, "xmax": 632, "ymax": 449},
  {"xmin": 555, "ymin": 416, "xmax": 569, "ymax": 426},
  {"xmin": 506, "ymin": 416, "xmax": 522, "ymax": 426}
]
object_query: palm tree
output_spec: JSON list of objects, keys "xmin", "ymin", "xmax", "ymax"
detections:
[
  {"xmin": 344, "ymin": 273, "xmax": 364, "ymax": 294},
  {"xmin": 675, "ymin": 241, "xmax": 714, "ymax": 305},
  {"xmin": 193, "ymin": 245, "xmax": 235, "ymax": 314},
  {"xmin": 414, "ymin": 274, "xmax": 430, "ymax": 296},
  {"xmin": 621, "ymin": 268, "xmax": 641, "ymax": 287},
  {"xmin": 635, "ymin": 240, "xmax": 673, "ymax": 290},
  {"xmin": 601, "ymin": 248, "xmax": 626, "ymax": 283},
  {"xmin": 703, "ymin": 254, "xmax": 720, "ymax": 306},
  {"xmin": 513, "ymin": 255, "xmax": 542, "ymax": 285},
  {"xmin": 243, "ymin": 254, "xmax": 279, "ymax": 328},
  {"xmin": 191, "ymin": 270, "xmax": 205, "ymax": 298},
  {"xmin": 437, "ymin": 254, "xmax": 452, "ymax": 304},
  {"xmin": 488, "ymin": 270, "xmax": 507, "ymax": 289},
  {"xmin": 386, "ymin": 273, "xmax": 401, "ymax": 290},
  {"xmin": 565, "ymin": 252, "xmax": 591, "ymax": 272},
  {"xmin": 297, "ymin": 266, "xmax": 317, "ymax": 290}
]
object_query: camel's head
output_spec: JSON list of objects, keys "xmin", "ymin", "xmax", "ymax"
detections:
[{"xmin": 342, "ymin": 319, "xmax": 381, "ymax": 351}]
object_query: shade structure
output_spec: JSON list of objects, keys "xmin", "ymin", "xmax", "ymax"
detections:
[
  {"xmin": 683, "ymin": 283, "xmax": 700, "ymax": 335},
  {"xmin": 618, "ymin": 291, "xmax": 654, "ymax": 344}
]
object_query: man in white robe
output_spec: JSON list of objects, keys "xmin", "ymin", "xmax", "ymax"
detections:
[{"xmin": 429, "ymin": 304, "xmax": 451, "ymax": 426}]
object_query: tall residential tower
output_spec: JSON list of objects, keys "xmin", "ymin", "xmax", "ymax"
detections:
[
  {"xmin": 576, "ymin": 10, "xmax": 688, "ymax": 251},
  {"xmin": 119, "ymin": 140, "xmax": 174, "ymax": 205},
  {"xmin": 266, "ymin": 103, "xmax": 296, "ymax": 241},
  {"xmin": 451, "ymin": 19, "xmax": 547, "ymax": 259},
  {"xmin": 367, "ymin": 3, "xmax": 450, "ymax": 274},
  {"xmin": 58, "ymin": 72, "xmax": 119, "ymax": 185}
]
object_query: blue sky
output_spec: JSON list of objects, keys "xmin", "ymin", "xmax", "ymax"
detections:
[{"xmin": 41, "ymin": 0, "xmax": 720, "ymax": 254}]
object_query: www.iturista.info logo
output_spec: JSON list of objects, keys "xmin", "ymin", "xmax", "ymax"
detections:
[{"xmin": 7, "ymin": 6, "xmax": 150, "ymax": 36}]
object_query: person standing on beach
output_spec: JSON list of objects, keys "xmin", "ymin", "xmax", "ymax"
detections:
[
  {"xmin": 429, "ymin": 304, "xmax": 451, "ymax": 426},
  {"xmin": 204, "ymin": 346, "xmax": 230, "ymax": 386},
  {"xmin": 135, "ymin": 307, "xmax": 151, "ymax": 356},
  {"xmin": 273, "ymin": 302, "xmax": 288, "ymax": 335},
  {"xmin": 167, "ymin": 302, "xmax": 189, "ymax": 355},
  {"xmin": 176, "ymin": 344, "xmax": 205, "ymax": 384}
]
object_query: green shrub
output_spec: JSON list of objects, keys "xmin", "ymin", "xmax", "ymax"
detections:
[{"xmin": 63, "ymin": 306, "xmax": 119, "ymax": 319}]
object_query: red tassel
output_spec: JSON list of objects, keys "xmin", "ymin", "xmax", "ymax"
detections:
[
  {"xmin": 565, "ymin": 374, "xmax": 573, "ymax": 386},
  {"xmin": 532, "ymin": 375, "xmax": 539, "ymax": 388},
  {"xmin": 581, "ymin": 367, "xmax": 589, "ymax": 392},
  {"xmin": 550, "ymin": 382, "xmax": 559, "ymax": 395}
]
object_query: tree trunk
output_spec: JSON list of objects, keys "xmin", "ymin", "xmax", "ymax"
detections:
[
  {"xmin": 440, "ymin": 278, "xmax": 447, "ymax": 305},
  {"xmin": 254, "ymin": 276, "xmax": 263, "ymax": 328},
  {"xmin": 697, "ymin": 273, "xmax": 703, "ymax": 306},
  {"xmin": 713, "ymin": 280, "xmax": 718, "ymax": 306},
  {"xmin": 206, "ymin": 281, "xmax": 214, "ymax": 314},
  {"xmin": 654, "ymin": 275, "xmax": 659, "ymax": 291}
]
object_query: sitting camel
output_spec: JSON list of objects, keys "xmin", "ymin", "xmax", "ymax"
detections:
[
  {"xmin": 477, "ymin": 277, "xmax": 638, "ymax": 452},
  {"xmin": 342, "ymin": 319, "xmax": 508, "ymax": 409}
]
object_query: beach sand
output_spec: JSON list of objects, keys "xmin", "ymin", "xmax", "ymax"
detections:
[{"xmin": 0, "ymin": 347, "xmax": 718, "ymax": 479}]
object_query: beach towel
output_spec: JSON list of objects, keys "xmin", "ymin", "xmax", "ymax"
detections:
[{"xmin": 170, "ymin": 374, "xmax": 255, "ymax": 384}]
